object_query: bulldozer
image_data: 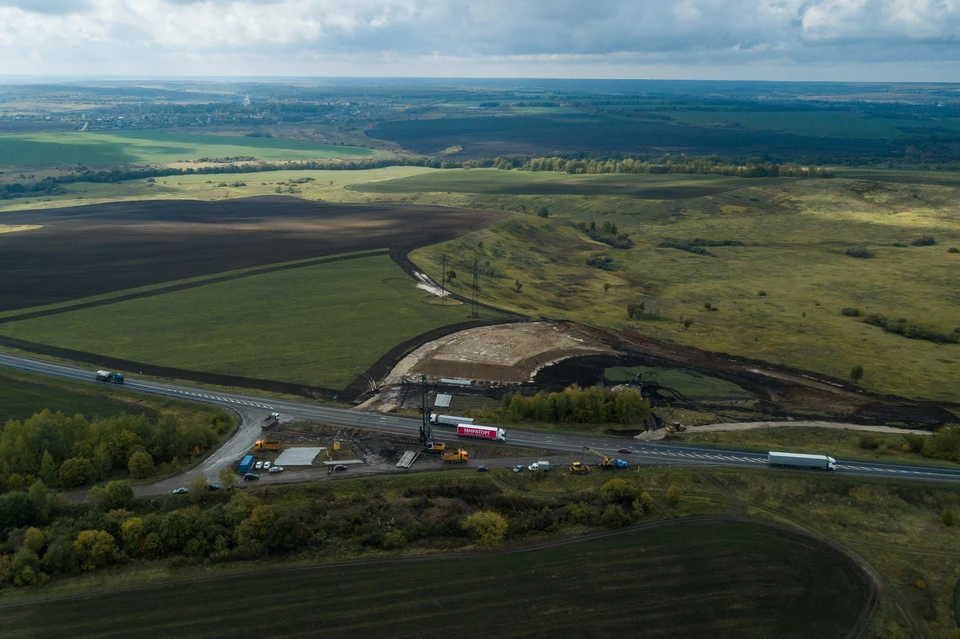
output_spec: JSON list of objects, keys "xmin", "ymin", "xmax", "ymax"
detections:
[
  {"xmin": 665, "ymin": 421, "xmax": 688, "ymax": 434},
  {"xmin": 569, "ymin": 460, "xmax": 592, "ymax": 475}
]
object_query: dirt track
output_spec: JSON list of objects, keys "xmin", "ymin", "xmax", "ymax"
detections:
[{"xmin": 0, "ymin": 196, "xmax": 507, "ymax": 310}]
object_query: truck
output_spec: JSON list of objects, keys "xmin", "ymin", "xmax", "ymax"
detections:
[
  {"xmin": 430, "ymin": 414, "xmax": 474, "ymax": 427},
  {"xmin": 767, "ymin": 451, "xmax": 837, "ymax": 471},
  {"xmin": 441, "ymin": 449, "xmax": 470, "ymax": 463},
  {"xmin": 254, "ymin": 440, "xmax": 282, "ymax": 452},
  {"xmin": 238, "ymin": 454, "xmax": 255, "ymax": 474},
  {"xmin": 95, "ymin": 370, "xmax": 125, "ymax": 384},
  {"xmin": 528, "ymin": 460, "xmax": 550, "ymax": 472},
  {"xmin": 456, "ymin": 424, "xmax": 506, "ymax": 442},
  {"xmin": 261, "ymin": 412, "xmax": 280, "ymax": 430}
]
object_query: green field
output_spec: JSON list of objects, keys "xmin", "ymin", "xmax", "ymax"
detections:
[
  {"xmin": 407, "ymin": 175, "xmax": 960, "ymax": 402},
  {"xmin": 0, "ymin": 373, "xmax": 135, "ymax": 423},
  {"xmin": 605, "ymin": 365, "xmax": 752, "ymax": 399},
  {"xmin": 0, "ymin": 130, "xmax": 380, "ymax": 167},
  {"xmin": 0, "ymin": 519, "xmax": 869, "ymax": 639},
  {"xmin": 0, "ymin": 254, "xmax": 499, "ymax": 389},
  {"xmin": 349, "ymin": 168, "xmax": 784, "ymax": 197}
]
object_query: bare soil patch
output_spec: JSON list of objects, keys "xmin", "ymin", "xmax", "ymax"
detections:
[{"xmin": 0, "ymin": 196, "xmax": 507, "ymax": 310}]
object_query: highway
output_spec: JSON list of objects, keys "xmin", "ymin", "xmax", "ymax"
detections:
[{"xmin": 2, "ymin": 351, "xmax": 960, "ymax": 491}]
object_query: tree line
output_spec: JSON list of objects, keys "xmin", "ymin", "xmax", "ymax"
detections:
[
  {"xmin": 501, "ymin": 386, "xmax": 650, "ymax": 424},
  {"xmin": 0, "ymin": 409, "xmax": 233, "ymax": 492},
  {"xmin": 515, "ymin": 155, "xmax": 833, "ymax": 178}
]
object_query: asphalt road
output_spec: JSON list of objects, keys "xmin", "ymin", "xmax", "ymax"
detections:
[{"xmin": 3, "ymin": 351, "xmax": 960, "ymax": 492}]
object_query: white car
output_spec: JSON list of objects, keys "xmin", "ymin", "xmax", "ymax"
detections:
[
  {"xmin": 268, "ymin": 466, "xmax": 284, "ymax": 474},
  {"xmin": 263, "ymin": 461, "xmax": 271, "ymax": 470},
  {"xmin": 255, "ymin": 461, "xmax": 264, "ymax": 469}
]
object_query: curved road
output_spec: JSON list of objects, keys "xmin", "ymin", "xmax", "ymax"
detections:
[{"xmin": 2, "ymin": 352, "xmax": 960, "ymax": 492}]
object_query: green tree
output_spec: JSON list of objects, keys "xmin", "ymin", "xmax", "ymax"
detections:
[
  {"xmin": 74, "ymin": 530, "xmax": 117, "ymax": 571},
  {"xmin": 41, "ymin": 540, "xmax": 79, "ymax": 576},
  {"xmin": 603, "ymin": 282, "xmax": 611, "ymax": 294},
  {"xmin": 600, "ymin": 504, "xmax": 631, "ymax": 528},
  {"xmin": 665, "ymin": 485, "xmax": 683, "ymax": 505},
  {"xmin": 218, "ymin": 467, "xmax": 238, "ymax": 491},
  {"xmin": 601, "ymin": 478, "xmax": 641, "ymax": 505},
  {"xmin": 189, "ymin": 474, "xmax": 209, "ymax": 503},
  {"xmin": 28, "ymin": 480, "xmax": 52, "ymax": 522},
  {"xmin": 120, "ymin": 517, "xmax": 144, "ymax": 554},
  {"xmin": 59, "ymin": 457, "xmax": 96, "ymax": 488},
  {"xmin": 0, "ymin": 491, "xmax": 35, "ymax": 530},
  {"xmin": 39, "ymin": 450, "xmax": 58, "ymax": 486},
  {"xmin": 462, "ymin": 510, "xmax": 508, "ymax": 547},
  {"xmin": 536, "ymin": 206, "xmax": 549, "ymax": 218},
  {"xmin": 236, "ymin": 504, "xmax": 277, "ymax": 556},
  {"xmin": 90, "ymin": 481, "xmax": 134, "ymax": 511},
  {"xmin": 23, "ymin": 527, "xmax": 46, "ymax": 555},
  {"xmin": 850, "ymin": 364, "xmax": 864, "ymax": 383},
  {"xmin": 127, "ymin": 451, "xmax": 154, "ymax": 478}
]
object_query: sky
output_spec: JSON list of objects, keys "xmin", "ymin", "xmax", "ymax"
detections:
[{"xmin": 1, "ymin": 0, "xmax": 959, "ymax": 81}]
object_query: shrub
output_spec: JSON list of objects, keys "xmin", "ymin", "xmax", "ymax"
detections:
[
  {"xmin": 912, "ymin": 236, "xmax": 936, "ymax": 246},
  {"xmin": 757, "ymin": 290, "xmax": 767, "ymax": 297},
  {"xmin": 58, "ymin": 458, "xmax": 97, "ymax": 488},
  {"xmin": 536, "ymin": 206, "xmax": 549, "ymax": 218},
  {"xmin": 601, "ymin": 479, "xmax": 640, "ymax": 505},
  {"xmin": 850, "ymin": 364, "xmax": 864, "ymax": 383},
  {"xmin": 841, "ymin": 307, "xmax": 861, "ymax": 317},
  {"xmin": 903, "ymin": 434, "xmax": 926, "ymax": 454},
  {"xmin": 462, "ymin": 510, "xmax": 508, "ymax": 546},
  {"xmin": 127, "ymin": 451, "xmax": 154, "ymax": 478},
  {"xmin": 600, "ymin": 504, "xmax": 631, "ymax": 528},
  {"xmin": 845, "ymin": 246, "xmax": 875, "ymax": 258},
  {"xmin": 586, "ymin": 256, "xmax": 614, "ymax": 270},
  {"xmin": 940, "ymin": 509, "xmax": 955, "ymax": 527},
  {"xmin": 948, "ymin": 247, "xmax": 959, "ymax": 254},
  {"xmin": 665, "ymin": 486, "xmax": 682, "ymax": 504},
  {"xmin": 857, "ymin": 433, "xmax": 879, "ymax": 450}
]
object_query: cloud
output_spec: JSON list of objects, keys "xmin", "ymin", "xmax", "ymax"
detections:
[{"xmin": 0, "ymin": 0, "xmax": 958, "ymax": 79}]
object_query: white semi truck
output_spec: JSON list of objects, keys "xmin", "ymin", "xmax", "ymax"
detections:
[
  {"xmin": 456, "ymin": 424, "xmax": 506, "ymax": 442},
  {"xmin": 767, "ymin": 451, "xmax": 837, "ymax": 471},
  {"xmin": 430, "ymin": 414, "xmax": 474, "ymax": 427}
]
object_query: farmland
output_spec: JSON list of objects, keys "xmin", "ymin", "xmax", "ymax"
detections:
[
  {"xmin": 0, "ymin": 195, "xmax": 504, "ymax": 310},
  {"xmin": 0, "ymin": 131, "xmax": 380, "ymax": 167},
  {"xmin": 0, "ymin": 253, "xmax": 504, "ymax": 390},
  {"xmin": 366, "ymin": 114, "xmax": 900, "ymax": 160},
  {"xmin": 0, "ymin": 518, "xmax": 870, "ymax": 639}
]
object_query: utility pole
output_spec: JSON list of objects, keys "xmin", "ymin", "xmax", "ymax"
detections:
[
  {"xmin": 419, "ymin": 374, "xmax": 432, "ymax": 448},
  {"xmin": 440, "ymin": 254, "xmax": 446, "ymax": 304}
]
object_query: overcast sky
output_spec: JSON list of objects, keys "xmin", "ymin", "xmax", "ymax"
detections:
[{"xmin": 1, "ymin": 0, "xmax": 959, "ymax": 81}]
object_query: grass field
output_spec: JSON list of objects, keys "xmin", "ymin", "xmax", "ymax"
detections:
[
  {"xmin": 0, "ymin": 254, "xmax": 501, "ymax": 389},
  {"xmin": 0, "ymin": 372, "xmax": 135, "ymax": 423},
  {"xmin": 604, "ymin": 365, "xmax": 752, "ymax": 399},
  {"xmin": 1, "ymin": 519, "xmax": 868, "ymax": 639},
  {"xmin": 407, "ymin": 174, "xmax": 960, "ymax": 402},
  {"xmin": 350, "ymin": 168, "xmax": 786, "ymax": 198},
  {"xmin": 0, "ymin": 130, "xmax": 380, "ymax": 167}
]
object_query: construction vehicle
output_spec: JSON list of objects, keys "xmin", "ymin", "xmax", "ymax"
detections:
[
  {"xmin": 665, "ymin": 421, "xmax": 688, "ymax": 434},
  {"xmin": 95, "ymin": 370, "xmax": 125, "ymax": 384},
  {"xmin": 425, "ymin": 441, "xmax": 447, "ymax": 453},
  {"xmin": 254, "ymin": 440, "xmax": 281, "ymax": 452},
  {"xmin": 569, "ymin": 460, "xmax": 592, "ymax": 475},
  {"xmin": 261, "ymin": 412, "xmax": 280, "ymax": 430},
  {"xmin": 441, "ymin": 449, "xmax": 469, "ymax": 464},
  {"xmin": 583, "ymin": 446, "xmax": 629, "ymax": 470}
]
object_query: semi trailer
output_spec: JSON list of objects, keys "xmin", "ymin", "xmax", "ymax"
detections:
[
  {"xmin": 95, "ymin": 370, "xmax": 125, "ymax": 384},
  {"xmin": 767, "ymin": 451, "xmax": 837, "ymax": 471},
  {"xmin": 430, "ymin": 414, "xmax": 474, "ymax": 426},
  {"xmin": 456, "ymin": 424, "xmax": 506, "ymax": 442}
]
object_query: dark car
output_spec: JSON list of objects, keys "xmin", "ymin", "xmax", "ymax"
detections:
[
  {"xmin": 477, "ymin": 465, "xmax": 489, "ymax": 472},
  {"xmin": 243, "ymin": 472, "xmax": 260, "ymax": 481},
  {"xmin": 333, "ymin": 464, "xmax": 349, "ymax": 472},
  {"xmin": 617, "ymin": 447, "xmax": 633, "ymax": 454},
  {"xmin": 207, "ymin": 483, "xmax": 220, "ymax": 491}
]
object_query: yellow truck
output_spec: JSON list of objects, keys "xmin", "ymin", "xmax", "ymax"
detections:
[
  {"xmin": 254, "ymin": 440, "xmax": 281, "ymax": 452},
  {"xmin": 441, "ymin": 449, "xmax": 469, "ymax": 464}
]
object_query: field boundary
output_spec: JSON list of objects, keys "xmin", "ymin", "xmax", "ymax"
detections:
[
  {"xmin": 0, "ymin": 514, "xmax": 878, "ymax": 632},
  {"xmin": 0, "ymin": 249, "xmax": 390, "ymax": 325}
]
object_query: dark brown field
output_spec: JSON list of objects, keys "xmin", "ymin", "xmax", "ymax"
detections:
[{"xmin": 0, "ymin": 196, "xmax": 506, "ymax": 310}]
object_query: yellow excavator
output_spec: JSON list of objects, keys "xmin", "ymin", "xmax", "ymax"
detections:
[{"xmin": 665, "ymin": 421, "xmax": 688, "ymax": 434}]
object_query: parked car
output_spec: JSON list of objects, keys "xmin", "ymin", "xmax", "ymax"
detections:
[
  {"xmin": 333, "ymin": 464, "xmax": 349, "ymax": 472},
  {"xmin": 268, "ymin": 466, "xmax": 284, "ymax": 474},
  {"xmin": 477, "ymin": 465, "xmax": 489, "ymax": 472},
  {"xmin": 512, "ymin": 464, "xmax": 525, "ymax": 473},
  {"xmin": 263, "ymin": 461, "xmax": 271, "ymax": 470},
  {"xmin": 172, "ymin": 487, "xmax": 188, "ymax": 494},
  {"xmin": 255, "ymin": 461, "xmax": 264, "ymax": 470},
  {"xmin": 617, "ymin": 447, "xmax": 633, "ymax": 454},
  {"xmin": 207, "ymin": 483, "xmax": 220, "ymax": 491},
  {"xmin": 244, "ymin": 473, "xmax": 260, "ymax": 481}
]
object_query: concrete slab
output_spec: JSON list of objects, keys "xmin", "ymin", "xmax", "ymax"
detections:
[{"xmin": 274, "ymin": 447, "xmax": 326, "ymax": 466}]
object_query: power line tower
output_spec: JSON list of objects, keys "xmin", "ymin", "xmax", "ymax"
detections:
[
  {"xmin": 471, "ymin": 258, "xmax": 480, "ymax": 318},
  {"xmin": 419, "ymin": 374, "xmax": 433, "ymax": 448}
]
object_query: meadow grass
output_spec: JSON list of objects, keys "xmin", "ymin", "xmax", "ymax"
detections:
[
  {"xmin": 0, "ymin": 371, "xmax": 136, "ymax": 423},
  {"xmin": 0, "ymin": 130, "xmax": 380, "ymax": 167},
  {"xmin": 0, "ymin": 254, "xmax": 503, "ymax": 389}
]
